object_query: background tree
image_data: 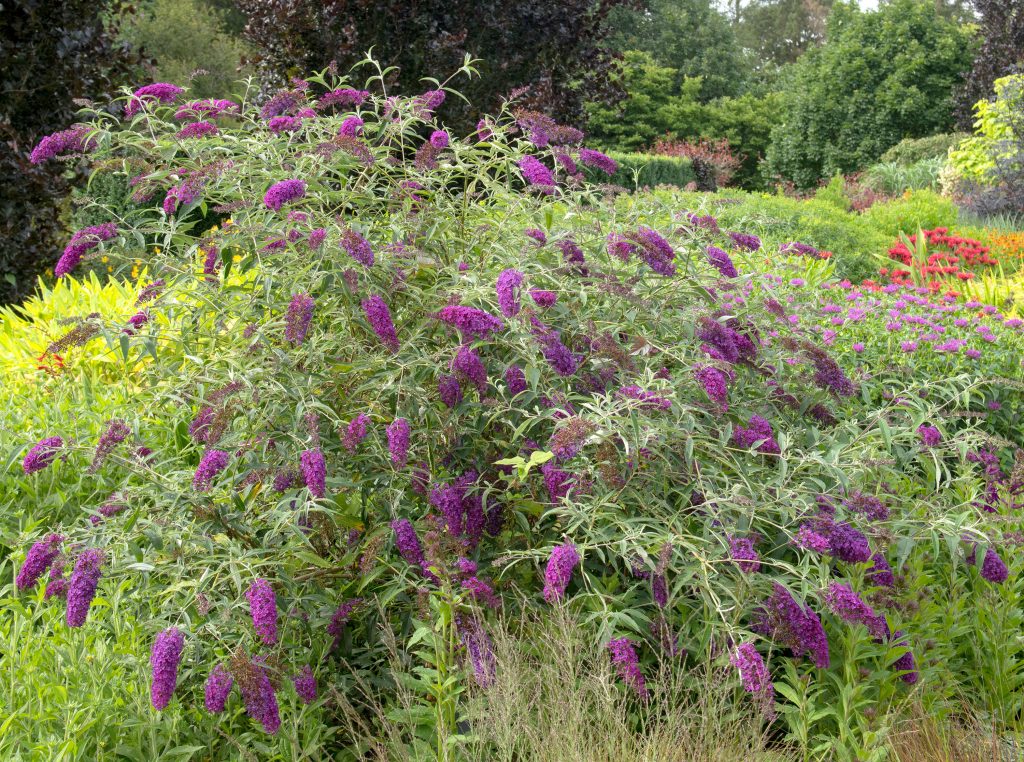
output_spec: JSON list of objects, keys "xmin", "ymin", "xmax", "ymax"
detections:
[
  {"xmin": 120, "ymin": 0, "xmax": 250, "ymax": 99},
  {"xmin": 954, "ymin": 0, "xmax": 1024, "ymax": 129},
  {"xmin": 766, "ymin": 0, "xmax": 976, "ymax": 188},
  {"xmin": 236, "ymin": 0, "xmax": 637, "ymax": 134},
  {"xmin": 0, "ymin": 1, "xmax": 142, "ymax": 305},
  {"xmin": 736, "ymin": 0, "xmax": 834, "ymax": 70},
  {"xmin": 605, "ymin": 0, "xmax": 748, "ymax": 100}
]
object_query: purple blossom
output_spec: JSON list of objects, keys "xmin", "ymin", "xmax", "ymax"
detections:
[
  {"xmin": 15, "ymin": 534, "xmax": 64, "ymax": 590},
  {"xmin": 343, "ymin": 413, "xmax": 370, "ymax": 453},
  {"xmin": 706, "ymin": 245, "xmax": 738, "ymax": 278},
  {"xmin": 56, "ymin": 223, "xmax": 117, "ymax": 277},
  {"xmin": 293, "ymin": 665, "xmax": 317, "ymax": 704},
  {"xmin": 193, "ymin": 450, "xmax": 230, "ymax": 492},
  {"xmin": 300, "ymin": 448, "xmax": 326, "ymax": 498},
  {"xmin": 729, "ymin": 535, "xmax": 760, "ymax": 573},
  {"xmin": 460, "ymin": 617, "xmax": 497, "ymax": 686},
  {"xmin": 730, "ymin": 643, "xmax": 773, "ymax": 708},
  {"xmin": 23, "ymin": 436, "xmax": 63, "ymax": 474},
  {"xmin": 125, "ymin": 83, "xmax": 184, "ymax": 118},
  {"xmin": 387, "ymin": 418, "xmax": 410, "ymax": 467},
  {"xmin": 519, "ymin": 156, "xmax": 555, "ymax": 192},
  {"xmin": 317, "ymin": 88, "xmax": 369, "ymax": 109},
  {"xmin": 557, "ymin": 238, "xmax": 586, "ymax": 266},
  {"xmin": 327, "ymin": 598, "xmax": 363, "ymax": 648},
  {"xmin": 578, "ymin": 147, "xmax": 617, "ymax": 174},
  {"xmin": 263, "ymin": 179, "xmax": 307, "ymax": 211},
  {"xmin": 240, "ymin": 660, "xmax": 281, "ymax": 734},
  {"xmin": 177, "ymin": 120, "xmax": 218, "ymax": 139},
  {"xmin": 392, "ymin": 518, "xmax": 435, "ymax": 580},
  {"xmin": 727, "ymin": 232, "xmax": 761, "ymax": 252},
  {"xmin": 341, "ymin": 228, "xmax": 374, "ymax": 267},
  {"xmin": 627, "ymin": 227, "xmax": 676, "ymax": 276},
  {"xmin": 866, "ymin": 552, "xmax": 895, "ymax": 587},
  {"xmin": 174, "ymin": 98, "xmax": 239, "ymax": 119},
  {"xmin": 362, "ymin": 295, "xmax": 399, "ymax": 351},
  {"xmin": 204, "ymin": 664, "xmax": 234, "ymax": 713},
  {"xmin": 891, "ymin": 631, "xmax": 918, "ymax": 684},
  {"xmin": 917, "ymin": 424, "xmax": 941, "ymax": 448},
  {"xmin": 542, "ymin": 461, "xmax": 573, "ymax": 503},
  {"xmin": 496, "ymin": 269, "xmax": 525, "ymax": 317},
  {"xmin": 268, "ymin": 115, "xmax": 303, "ymax": 134},
  {"xmin": 307, "ymin": 228, "xmax": 327, "ymax": 249},
  {"xmin": 89, "ymin": 419, "xmax": 130, "ymax": 473},
  {"xmin": 525, "ymin": 228, "xmax": 547, "ymax": 245},
  {"xmin": 617, "ymin": 385, "xmax": 672, "ymax": 411},
  {"xmin": 755, "ymin": 583, "xmax": 830, "ymax": 668},
  {"xmin": 529, "ymin": 289, "xmax": 557, "ymax": 307},
  {"xmin": 543, "ymin": 542, "xmax": 580, "ymax": 603},
  {"xmin": 284, "ymin": 292, "xmax": 315, "ymax": 345},
  {"xmin": 531, "ymin": 319, "xmax": 578, "ymax": 376},
  {"xmin": 430, "ymin": 130, "xmax": 450, "ymax": 149},
  {"xmin": 821, "ymin": 582, "xmax": 887, "ymax": 638},
  {"xmin": 452, "ymin": 345, "xmax": 488, "ymax": 394},
  {"xmin": 338, "ymin": 115, "xmax": 364, "ymax": 137},
  {"xmin": 504, "ymin": 365, "xmax": 527, "ymax": 395},
  {"xmin": 434, "ymin": 306, "xmax": 505, "ymax": 339},
  {"xmin": 476, "ymin": 119, "xmax": 493, "ymax": 140},
  {"xmin": 246, "ymin": 579, "xmax": 278, "ymax": 645},
  {"xmin": 607, "ymin": 638, "xmax": 648, "ymax": 699},
  {"xmin": 30, "ymin": 125, "xmax": 94, "ymax": 163},
  {"xmin": 694, "ymin": 365, "xmax": 729, "ymax": 410},
  {"xmin": 731, "ymin": 415, "xmax": 780, "ymax": 454},
  {"xmin": 793, "ymin": 524, "xmax": 831, "ymax": 553},
  {"xmin": 439, "ymin": 374, "xmax": 463, "ymax": 408},
  {"xmin": 150, "ymin": 627, "xmax": 185, "ymax": 710},
  {"xmin": 66, "ymin": 549, "xmax": 104, "ymax": 628}
]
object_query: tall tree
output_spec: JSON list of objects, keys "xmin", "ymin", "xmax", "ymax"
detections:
[
  {"xmin": 236, "ymin": 0, "xmax": 637, "ymax": 134},
  {"xmin": 954, "ymin": 0, "xmax": 1024, "ymax": 128},
  {"xmin": 604, "ymin": 0, "xmax": 748, "ymax": 100},
  {"xmin": 736, "ymin": 0, "xmax": 834, "ymax": 69},
  {"xmin": 0, "ymin": 1, "xmax": 142, "ymax": 304}
]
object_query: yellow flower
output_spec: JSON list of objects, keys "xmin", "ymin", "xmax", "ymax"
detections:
[
  {"xmin": 107, "ymin": 266, "xmax": 113, "ymax": 273},
  {"xmin": 232, "ymin": 254, "xmax": 242, "ymax": 263},
  {"xmin": 100, "ymin": 255, "xmax": 109, "ymax": 264},
  {"xmin": 154, "ymin": 246, "xmax": 162, "ymax": 254}
]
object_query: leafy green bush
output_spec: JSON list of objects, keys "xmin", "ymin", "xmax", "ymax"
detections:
[
  {"xmin": 813, "ymin": 175, "xmax": 852, "ymax": 212},
  {"xmin": 585, "ymin": 152, "xmax": 696, "ymax": 191},
  {"xmin": 5, "ymin": 65, "xmax": 1024, "ymax": 761},
  {"xmin": 766, "ymin": 0, "xmax": 976, "ymax": 187},
  {"xmin": 860, "ymin": 189, "xmax": 959, "ymax": 238},
  {"xmin": 880, "ymin": 133, "xmax": 966, "ymax": 165},
  {"xmin": 862, "ymin": 159, "xmax": 946, "ymax": 194}
]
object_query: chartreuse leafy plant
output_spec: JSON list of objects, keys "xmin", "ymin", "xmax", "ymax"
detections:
[{"xmin": 4, "ymin": 59, "xmax": 1024, "ymax": 760}]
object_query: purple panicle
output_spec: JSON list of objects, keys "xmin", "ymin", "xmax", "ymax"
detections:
[
  {"xmin": 496, "ymin": 269, "xmax": 525, "ymax": 318},
  {"xmin": 731, "ymin": 415, "xmax": 781, "ymax": 454},
  {"xmin": 917, "ymin": 424, "xmax": 941, "ymax": 448},
  {"xmin": 607, "ymin": 638, "xmax": 649, "ymax": 699},
  {"xmin": 66, "ymin": 549, "xmax": 104, "ymax": 627},
  {"xmin": 435, "ymin": 305, "xmax": 505, "ymax": 339},
  {"xmin": 193, "ymin": 450, "xmax": 230, "ymax": 492},
  {"xmin": 730, "ymin": 643, "xmax": 774, "ymax": 709},
  {"xmin": 362, "ymin": 295, "xmax": 399, "ymax": 351},
  {"xmin": 343, "ymin": 414, "xmax": 370, "ymax": 453},
  {"xmin": 821, "ymin": 582, "xmax": 887, "ymax": 638},
  {"xmin": 240, "ymin": 661, "xmax": 281, "ymax": 734},
  {"xmin": 387, "ymin": 418, "xmax": 410, "ymax": 467},
  {"xmin": 729, "ymin": 535, "xmax": 760, "ymax": 573},
  {"xmin": 246, "ymin": 579, "xmax": 278, "ymax": 645},
  {"xmin": 264, "ymin": 179, "xmax": 306, "ymax": 211},
  {"xmin": 755, "ymin": 583, "xmax": 830, "ymax": 668},
  {"xmin": 284, "ymin": 293, "xmax": 315, "ymax": 345},
  {"xmin": 542, "ymin": 542, "xmax": 580, "ymax": 603},
  {"xmin": 439, "ymin": 374, "xmax": 463, "ymax": 408},
  {"xmin": 15, "ymin": 534, "xmax": 64, "ymax": 590},
  {"xmin": 56, "ymin": 223, "xmax": 117, "ymax": 278},
  {"xmin": 341, "ymin": 228, "xmax": 374, "ymax": 267},
  {"xmin": 504, "ymin": 365, "xmax": 527, "ymax": 395},
  {"xmin": 519, "ymin": 156, "xmax": 555, "ymax": 192},
  {"xmin": 452, "ymin": 345, "xmax": 488, "ymax": 394},
  {"xmin": 300, "ymin": 448, "xmax": 326, "ymax": 498},
  {"xmin": 23, "ymin": 436, "xmax": 64, "ymax": 474},
  {"xmin": 125, "ymin": 83, "xmax": 183, "ymax": 117},
  {"xmin": 694, "ymin": 365, "xmax": 729, "ymax": 410},
  {"xmin": 293, "ymin": 665, "xmax": 317, "ymax": 704},
  {"xmin": 150, "ymin": 627, "xmax": 185, "ymax": 710},
  {"xmin": 204, "ymin": 664, "xmax": 234, "ymax": 713},
  {"xmin": 706, "ymin": 245, "xmax": 738, "ymax": 278},
  {"xmin": 579, "ymin": 148, "xmax": 617, "ymax": 175}
]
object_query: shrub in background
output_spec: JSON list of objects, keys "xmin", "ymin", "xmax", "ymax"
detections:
[
  {"xmin": 860, "ymin": 189, "xmax": 959, "ymax": 238},
  {"xmin": 0, "ymin": 0, "xmax": 143, "ymax": 305},
  {"xmin": 880, "ymin": 133, "xmax": 966, "ymax": 165},
  {"xmin": 766, "ymin": 0, "xmax": 976, "ymax": 188},
  {"xmin": 582, "ymin": 152, "xmax": 696, "ymax": 191}
]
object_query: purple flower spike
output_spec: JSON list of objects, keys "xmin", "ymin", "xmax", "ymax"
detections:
[
  {"xmin": 193, "ymin": 450, "xmax": 230, "ymax": 492},
  {"xmin": 66, "ymin": 549, "xmax": 104, "ymax": 628},
  {"xmin": 435, "ymin": 305, "xmax": 505, "ymax": 339},
  {"xmin": 16, "ymin": 534, "xmax": 64, "ymax": 590},
  {"xmin": 542, "ymin": 542, "xmax": 580, "ymax": 603},
  {"xmin": 496, "ymin": 269, "xmax": 525, "ymax": 318},
  {"xmin": 579, "ymin": 148, "xmax": 617, "ymax": 175},
  {"xmin": 263, "ymin": 179, "xmax": 307, "ymax": 211},
  {"xmin": 607, "ymin": 638, "xmax": 649, "ymax": 699},
  {"xmin": 300, "ymin": 448, "xmax": 327, "ymax": 498},
  {"xmin": 23, "ymin": 436, "xmax": 64, "ymax": 474},
  {"xmin": 293, "ymin": 665, "xmax": 317, "ymax": 704},
  {"xmin": 730, "ymin": 643, "xmax": 774, "ymax": 710},
  {"xmin": 387, "ymin": 418, "xmax": 410, "ymax": 467},
  {"xmin": 362, "ymin": 295, "xmax": 399, "ymax": 352},
  {"xmin": 150, "ymin": 627, "xmax": 185, "ymax": 710},
  {"xmin": 246, "ymin": 579, "xmax": 278, "ymax": 645},
  {"xmin": 204, "ymin": 664, "xmax": 234, "ymax": 714}
]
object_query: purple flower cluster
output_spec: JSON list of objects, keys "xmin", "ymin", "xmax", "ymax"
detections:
[
  {"xmin": 731, "ymin": 415, "xmax": 781, "ymax": 454},
  {"xmin": 607, "ymin": 638, "xmax": 649, "ymax": 699},
  {"xmin": 338, "ymin": 115, "xmax": 364, "ymax": 138},
  {"xmin": 174, "ymin": 99, "xmax": 239, "ymax": 120},
  {"xmin": 430, "ymin": 471, "xmax": 486, "ymax": 548},
  {"xmin": 193, "ymin": 450, "xmax": 230, "ymax": 492},
  {"xmin": 435, "ymin": 305, "xmax": 505, "ymax": 339},
  {"xmin": 504, "ymin": 365, "xmax": 527, "ymax": 395},
  {"xmin": 317, "ymin": 88, "xmax": 369, "ymax": 110},
  {"xmin": 293, "ymin": 665, "xmax": 317, "ymax": 704},
  {"xmin": 727, "ymin": 231, "xmax": 761, "ymax": 252},
  {"xmin": 300, "ymin": 448, "xmax": 326, "ymax": 498},
  {"xmin": 150, "ymin": 627, "xmax": 185, "ymax": 710},
  {"xmin": 525, "ymin": 228, "xmax": 547, "ymax": 245},
  {"xmin": 177, "ymin": 120, "xmax": 218, "ymax": 139},
  {"xmin": 362, "ymin": 295, "xmax": 399, "ymax": 352},
  {"xmin": 343, "ymin": 413, "xmax": 370, "ymax": 453},
  {"xmin": 729, "ymin": 535, "xmax": 761, "ymax": 573},
  {"xmin": 755, "ymin": 583, "xmax": 830, "ymax": 668},
  {"xmin": 125, "ymin": 83, "xmax": 184, "ymax": 118},
  {"xmin": 531, "ymin": 319, "xmax": 579, "ymax": 376},
  {"xmin": 263, "ymin": 179, "xmax": 307, "ymax": 211},
  {"xmin": 23, "ymin": 436, "xmax": 64, "ymax": 474},
  {"xmin": 341, "ymin": 228, "xmax": 374, "ymax": 267},
  {"xmin": 246, "ymin": 578, "xmax": 278, "ymax": 645},
  {"xmin": 821, "ymin": 582, "xmax": 887, "ymax": 638},
  {"xmin": 56, "ymin": 223, "xmax": 117, "ymax": 278},
  {"xmin": 496, "ymin": 269, "xmax": 525, "ymax": 318},
  {"xmin": 387, "ymin": 418, "xmax": 410, "ymax": 467},
  {"xmin": 204, "ymin": 664, "xmax": 234, "ymax": 713},
  {"xmin": 16, "ymin": 534, "xmax": 64, "ymax": 590},
  {"xmin": 706, "ymin": 245, "xmax": 738, "ymax": 278},
  {"xmin": 616, "ymin": 385, "xmax": 672, "ymax": 411},
  {"xmin": 694, "ymin": 365, "xmax": 729, "ymax": 410},
  {"xmin": 31, "ymin": 125, "xmax": 94, "ymax": 163},
  {"xmin": 542, "ymin": 542, "xmax": 580, "ymax": 603},
  {"xmin": 519, "ymin": 156, "xmax": 555, "ymax": 192},
  {"xmin": 90, "ymin": 419, "xmax": 130, "ymax": 473},
  {"xmin": 729, "ymin": 643, "xmax": 773, "ymax": 707},
  {"xmin": 917, "ymin": 424, "xmax": 941, "ymax": 447},
  {"xmin": 460, "ymin": 617, "xmax": 497, "ymax": 686},
  {"xmin": 579, "ymin": 147, "xmax": 617, "ymax": 174},
  {"xmin": 529, "ymin": 289, "xmax": 557, "ymax": 307},
  {"xmin": 66, "ymin": 549, "xmax": 104, "ymax": 627},
  {"xmin": 327, "ymin": 598, "xmax": 363, "ymax": 648},
  {"xmin": 284, "ymin": 292, "xmax": 315, "ymax": 345},
  {"xmin": 866, "ymin": 552, "xmax": 895, "ymax": 587},
  {"xmin": 240, "ymin": 660, "xmax": 281, "ymax": 734},
  {"xmin": 452, "ymin": 345, "xmax": 488, "ymax": 394},
  {"xmin": 625, "ymin": 227, "xmax": 676, "ymax": 276},
  {"xmin": 391, "ymin": 518, "xmax": 435, "ymax": 580},
  {"xmin": 439, "ymin": 374, "xmax": 463, "ymax": 408}
]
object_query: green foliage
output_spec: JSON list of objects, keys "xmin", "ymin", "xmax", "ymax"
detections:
[
  {"xmin": 814, "ymin": 175, "xmax": 852, "ymax": 212},
  {"xmin": 586, "ymin": 51, "xmax": 782, "ymax": 187},
  {"xmin": 121, "ymin": 0, "xmax": 250, "ymax": 100},
  {"xmin": 735, "ymin": 0, "xmax": 833, "ymax": 69},
  {"xmin": 584, "ymin": 153, "xmax": 696, "ymax": 191},
  {"xmin": 880, "ymin": 133, "xmax": 966, "ymax": 165},
  {"xmin": 766, "ymin": 0, "xmax": 977, "ymax": 188},
  {"xmin": 949, "ymin": 74, "xmax": 1024, "ymax": 183},
  {"xmin": 860, "ymin": 189, "xmax": 958, "ymax": 238},
  {"xmin": 605, "ymin": 0, "xmax": 747, "ymax": 101},
  {"xmin": 863, "ymin": 159, "xmax": 946, "ymax": 195}
]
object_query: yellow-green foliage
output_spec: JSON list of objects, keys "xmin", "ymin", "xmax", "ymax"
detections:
[{"xmin": 949, "ymin": 75, "xmax": 1024, "ymax": 183}]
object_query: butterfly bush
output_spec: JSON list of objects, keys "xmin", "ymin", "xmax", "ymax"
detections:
[{"xmin": 11, "ymin": 64, "xmax": 1024, "ymax": 752}]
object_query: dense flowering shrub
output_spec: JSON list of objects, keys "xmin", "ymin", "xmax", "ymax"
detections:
[{"xmin": 6, "ymin": 66, "xmax": 1024, "ymax": 758}]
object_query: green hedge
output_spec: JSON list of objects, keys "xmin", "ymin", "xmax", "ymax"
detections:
[
  {"xmin": 587, "ymin": 152, "xmax": 696, "ymax": 191},
  {"xmin": 879, "ymin": 133, "xmax": 967, "ymax": 165}
]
